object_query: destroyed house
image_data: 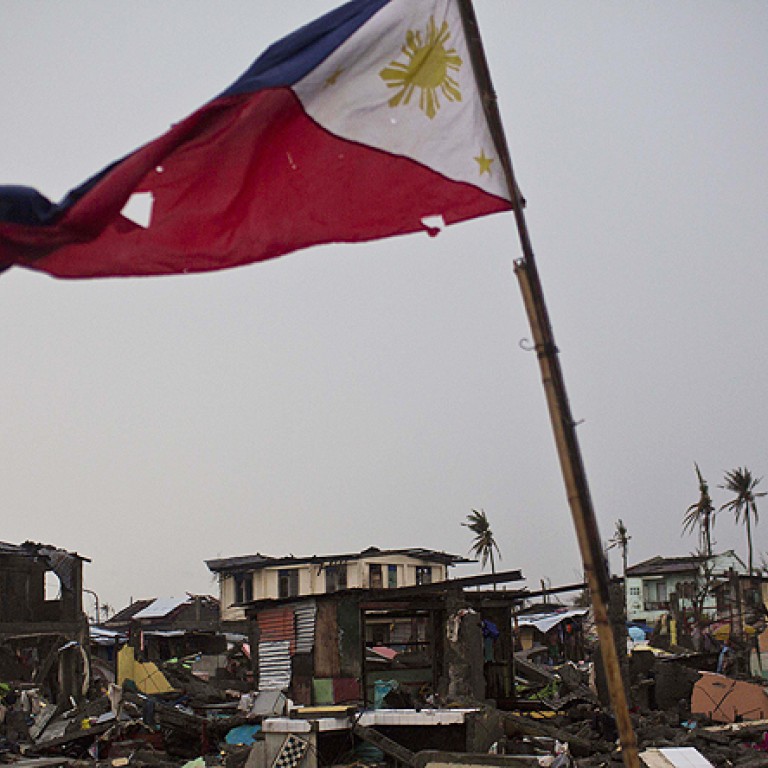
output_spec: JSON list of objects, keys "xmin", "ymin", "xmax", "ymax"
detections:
[
  {"xmin": 515, "ymin": 606, "xmax": 589, "ymax": 664},
  {"xmin": 625, "ymin": 550, "xmax": 745, "ymax": 625},
  {"xmin": 710, "ymin": 572, "xmax": 768, "ymax": 655},
  {"xmin": 206, "ymin": 546, "xmax": 471, "ymax": 625},
  {"xmin": 241, "ymin": 569, "xmax": 525, "ymax": 710},
  {"xmin": 0, "ymin": 540, "xmax": 89, "ymax": 703},
  {"xmin": 711, "ymin": 572, "xmax": 768, "ymax": 620},
  {"xmin": 104, "ymin": 594, "xmax": 222, "ymax": 661}
]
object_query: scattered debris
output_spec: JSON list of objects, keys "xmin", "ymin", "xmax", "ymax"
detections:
[{"xmin": 5, "ymin": 539, "xmax": 768, "ymax": 768}]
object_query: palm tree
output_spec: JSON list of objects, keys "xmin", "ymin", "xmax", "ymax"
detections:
[
  {"xmin": 720, "ymin": 467, "xmax": 766, "ymax": 576},
  {"xmin": 683, "ymin": 463, "xmax": 716, "ymax": 557},
  {"xmin": 462, "ymin": 508, "xmax": 501, "ymax": 583},
  {"xmin": 607, "ymin": 518, "xmax": 631, "ymax": 577}
]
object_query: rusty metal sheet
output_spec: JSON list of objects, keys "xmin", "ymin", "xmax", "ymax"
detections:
[{"xmin": 257, "ymin": 606, "xmax": 295, "ymax": 653}]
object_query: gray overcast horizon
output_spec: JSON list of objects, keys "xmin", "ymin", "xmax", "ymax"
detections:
[{"xmin": 1, "ymin": 1, "xmax": 766, "ymax": 612}]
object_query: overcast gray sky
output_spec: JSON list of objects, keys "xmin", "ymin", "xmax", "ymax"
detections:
[{"xmin": 2, "ymin": 1, "xmax": 766, "ymax": 614}]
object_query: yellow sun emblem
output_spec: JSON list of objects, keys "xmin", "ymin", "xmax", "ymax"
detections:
[{"xmin": 379, "ymin": 16, "xmax": 462, "ymax": 120}]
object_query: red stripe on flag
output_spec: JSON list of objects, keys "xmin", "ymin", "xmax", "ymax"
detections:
[{"xmin": 10, "ymin": 90, "xmax": 510, "ymax": 278}]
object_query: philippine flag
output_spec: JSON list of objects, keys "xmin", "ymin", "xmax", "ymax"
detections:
[{"xmin": 0, "ymin": 0, "xmax": 512, "ymax": 279}]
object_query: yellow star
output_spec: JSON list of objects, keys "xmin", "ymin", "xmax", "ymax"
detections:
[
  {"xmin": 474, "ymin": 149, "xmax": 494, "ymax": 176},
  {"xmin": 324, "ymin": 68, "xmax": 345, "ymax": 87}
]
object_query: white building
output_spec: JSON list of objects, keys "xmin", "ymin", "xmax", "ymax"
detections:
[
  {"xmin": 206, "ymin": 546, "xmax": 470, "ymax": 623},
  {"xmin": 625, "ymin": 550, "xmax": 746, "ymax": 625}
]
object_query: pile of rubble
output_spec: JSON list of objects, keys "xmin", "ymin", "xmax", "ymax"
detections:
[
  {"xmin": 499, "ymin": 700, "xmax": 768, "ymax": 766},
  {"xmin": 1, "ymin": 651, "xmax": 767, "ymax": 768},
  {"xmin": 0, "ymin": 658, "xmax": 272, "ymax": 766},
  {"xmin": 504, "ymin": 648, "xmax": 768, "ymax": 767}
]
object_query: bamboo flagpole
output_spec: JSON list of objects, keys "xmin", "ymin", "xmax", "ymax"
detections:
[{"xmin": 457, "ymin": 2, "xmax": 640, "ymax": 766}]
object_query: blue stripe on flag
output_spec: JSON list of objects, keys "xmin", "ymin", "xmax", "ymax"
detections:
[{"xmin": 220, "ymin": 0, "xmax": 390, "ymax": 96}]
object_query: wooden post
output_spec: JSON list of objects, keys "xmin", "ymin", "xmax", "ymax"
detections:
[
  {"xmin": 457, "ymin": 2, "xmax": 639, "ymax": 765},
  {"xmin": 360, "ymin": 606, "xmax": 369, "ymax": 707},
  {"xmin": 247, "ymin": 618, "xmax": 260, "ymax": 689}
]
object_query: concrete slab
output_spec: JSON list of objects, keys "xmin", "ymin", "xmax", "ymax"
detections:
[{"xmin": 640, "ymin": 747, "xmax": 714, "ymax": 768}]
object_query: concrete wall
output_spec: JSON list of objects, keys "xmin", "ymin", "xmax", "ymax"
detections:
[
  {"xmin": 219, "ymin": 575, "xmax": 245, "ymax": 622},
  {"xmin": 219, "ymin": 555, "xmax": 451, "ymax": 615}
]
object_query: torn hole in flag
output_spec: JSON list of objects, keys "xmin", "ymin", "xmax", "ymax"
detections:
[
  {"xmin": 421, "ymin": 214, "xmax": 445, "ymax": 237},
  {"xmin": 121, "ymin": 192, "xmax": 154, "ymax": 229}
]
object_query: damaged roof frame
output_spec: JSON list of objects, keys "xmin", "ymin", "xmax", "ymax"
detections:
[{"xmin": 206, "ymin": 545, "xmax": 473, "ymax": 574}]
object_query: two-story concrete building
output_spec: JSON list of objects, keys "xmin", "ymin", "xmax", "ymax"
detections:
[
  {"xmin": 206, "ymin": 546, "xmax": 470, "ymax": 624},
  {"xmin": 625, "ymin": 550, "xmax": 746, "ymax": 625}
]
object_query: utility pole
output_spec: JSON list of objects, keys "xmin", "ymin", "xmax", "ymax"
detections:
[{"xmin": 83, "ymin": 588, "xmax": 100, "ymax": 625}]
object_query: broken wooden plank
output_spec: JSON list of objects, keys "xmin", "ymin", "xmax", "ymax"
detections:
[
  {"xmin": 413, "ymin": 750, "xmax": 546, "ymax": 768},
  {"xmin": 26, "ymin": 722, "xmax": 113, "ymax": 753},
  {"xmin": 353, "ymin": 723, "xmax": 416, "ymax": 766},
  {"xmin": 501, "ymin": 712, "xmax": 613, "ymax": 759}
]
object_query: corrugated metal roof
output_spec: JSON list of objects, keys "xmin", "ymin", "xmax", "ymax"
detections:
[
  {"xmin": 205, "ymin": 553, "xmax": 273, "ymax": 572},
  {"xmin": 258, "ymin": 640, "xmax": 291, "ymax": 691},
  {"xmin": 105, "ymin": 598, "xmax": 155, "ymax": 625},
  {"xmin": 516, "ymin": 608, "xmax": 589, "ymax": 634},
  {"xmin": 0, "ymin": 540, "xmax": 90, "ymax": 562},
  {"xmin": 90, "ymin": 626, "xmax": 126, "ymax": 646},
  {"xmin": 133, "ymin": 596, "xmax": 190, "ymax": 619},
  {"xmin": 626, "ymin": 556, "xmax": 705, "ymax": 577},
  {"xmin": 207, "ymin": 546, "xmax": 470, "ymax": 573}
]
